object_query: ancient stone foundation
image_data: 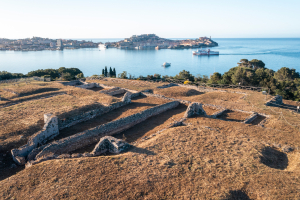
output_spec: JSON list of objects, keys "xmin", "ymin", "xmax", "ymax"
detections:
[
  {"xmin": 243, "ymin": 112, "xmax": 258, "ymax": 124},
  {"xmin": 59, "ymin": 92, "xmax": 133, "ymax": 129},
  {"xmin": 11, "ymin": 114, "xmax": 59, "ymax": 165},
  {"xmin": 265, "ymin": 95, "xmax": 283, "ymax": 106},
  {"xmin": 29, "ymin": 101, "xmax": 179, "ymax": 163}
]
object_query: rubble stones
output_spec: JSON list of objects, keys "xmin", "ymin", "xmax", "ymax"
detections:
[
  {"xmin": 91, "ymin": 136, "xmax": 130, "ymax": 155},
  {"xmin": 184, "ymin": 102, "xmax": 206, "ymax": 118}
]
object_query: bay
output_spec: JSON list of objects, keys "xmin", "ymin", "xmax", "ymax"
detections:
[{"xmin": 0, "ymin": 38, "xmax": 299, "ymax": 77}]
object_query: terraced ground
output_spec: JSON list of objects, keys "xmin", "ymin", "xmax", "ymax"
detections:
[{"xmin": 1, "ymin": 78, "xmax": 300, "ymax": 199}]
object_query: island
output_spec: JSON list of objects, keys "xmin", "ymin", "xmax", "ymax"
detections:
[
  {"xmin": 100, "ymin": 34, "xmax": 218, "ymax": 50},
  {"xmin": 0, "ymin": 37, "xmax": 99, "ymax": 51}
]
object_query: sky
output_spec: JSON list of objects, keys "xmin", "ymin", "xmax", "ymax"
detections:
[{"xmin": 0, "ymin": 0, "xmax": 300, "ymax": 39}]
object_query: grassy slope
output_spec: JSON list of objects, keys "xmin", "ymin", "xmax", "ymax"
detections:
[{"xmin": 1, "ymin": 79, "xmax": 300, "ymax": 199}]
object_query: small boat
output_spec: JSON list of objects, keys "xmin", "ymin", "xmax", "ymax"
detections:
[
  {"xmin": 162, "ymin": 62, "xmax": 171, "ymax": 67},
  {"xmin": 192, "ymin": 48, "xmax": 219, "ymax": 55}
]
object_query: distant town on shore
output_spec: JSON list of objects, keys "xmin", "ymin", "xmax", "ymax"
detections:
[
  {"xmin": 0, "ymin": 34, "xmax": 218, "ymax": 51},
  {"xmin": 100, "ymin": 34, "xmax": 218, "ymax": 50}
]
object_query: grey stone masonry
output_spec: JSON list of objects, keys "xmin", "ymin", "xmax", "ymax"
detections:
[
  {"xmin": 121, "ymin": 92, "xmax": 132, "ymax": 103},
  {"xmin": 184, "ymin": 102, "xmax": 207, "ymax": 118},
  {"xmin": 58, "ymin": 101, "xmax": 130, "ymax": 130},
  {"xmin": 210, "ymin": 109, "xmax": 228, "ymax": 119},
  {"xmin": 33, "ymin": 101, "xmax": 179, "ymax": 162},
  {"xmin": 265, "ymin": 95, "xmax": 283, "ymax": 106},
  {"xmin": 11, "ymin": 114, "xmax": 59, "ymax": 165},
  {"xmin": 91, "ymin": 136, "xmax": 130, "ymax": 156}
]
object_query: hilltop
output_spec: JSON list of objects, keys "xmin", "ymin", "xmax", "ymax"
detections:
[
  {"xmin": 103, "ymin": 34, "xmax": 218, "ymax": 49},
  {"xmin": 0, "ymin": 77, "xmax": 300, "ymax": 199}
]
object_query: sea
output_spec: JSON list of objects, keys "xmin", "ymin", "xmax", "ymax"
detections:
[{"xmin": 1, "ymin": 38, "xmax": 300, "ymax": 77}]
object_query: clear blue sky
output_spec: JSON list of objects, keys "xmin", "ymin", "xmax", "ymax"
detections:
[{"xmin": 1, "ymin": 0, "xmax": 299, "ymax": 39}]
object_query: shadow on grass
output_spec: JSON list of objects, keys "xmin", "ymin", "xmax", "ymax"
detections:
[
  {"xmin": 55, "ymin": 101, "xmax": 159, "ymax": 140},
  {"xmin": 260, "ymin": 147, "xmax": 288, "ymax": 170},
  {"xmin": 223, "ymin": 190, "xmax": 251, "ymax": 200},
  {"xmin": 113, "ymin": 104, "xmax": 187, "ymax": 143},
  {"xmin": 19, "ymin": 87, "xmax": 60, "ymax": 97},
  {"xmin": 217, "ymin": 110, "xmax": 246, "ymax": 122}
]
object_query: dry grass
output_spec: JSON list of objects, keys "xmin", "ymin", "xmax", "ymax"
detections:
[
  {"xmin": 154, "ymin": 86, "xmax": 203, "ymax": 98},
  {"xmin": 0, "ymin": 81, "xmax": 118, "ymax": 152},
  {"xmin": 1, "ymin": 119, "xmax": 300, "ymax": 199},
  {"xmin": 87, "ymin": 78, "xmax": 165, "ymax": 91},
  {"xmin": 1, "ymin": 79, "xmax": 300, "ymax": 199}
]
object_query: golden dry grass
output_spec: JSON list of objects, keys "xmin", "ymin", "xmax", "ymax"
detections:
[
  {"xmin": 0, "ymin": 81, "xmax": 118, "ymax": 151},
  {"xmin": 1, "ymin": 119, "xmax": 300, "ymax": 199},
  {"xmin": 1, "ymin": 79, "xmax": 300, "ymax": 199},
  {"xmin": 87, "ymin": 78, "xmax": 165, "ymax": 91}
]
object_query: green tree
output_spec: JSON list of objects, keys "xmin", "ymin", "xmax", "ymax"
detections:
[
  {"xmin": 118, "ymin": 71, "xmax": 127, "ymax": 79},
  {"xmin": 102, "ymin": 69, "xmax": 104, "ymax": 76},
  {"xmin": 174, "ymin": 70, "xmax": 194, "ymax": 81},
  {"xmin": 249, "ymin": 59, "xmax": 265, "ymax": 69},
  {"xmin": 113, "ymin": 68, "xmax": 116, "ymax": 77},
  {"xmin": 104, "ymin": 66, "xmax": 108, "ymax": 77},
  {"xmin": 76, "ymin": 73, "xmax": 84, "ymax": 79},
  {"xmin": 109, "ymin": 67, "xmax": 113, "ymax": 77},
  {"xmin": 208, "ymin": 72, "xmax": 222, "ymax": 84},
  {"xmin": 274, "ymin": 67, "xmax": 300, "ymax": 82}
]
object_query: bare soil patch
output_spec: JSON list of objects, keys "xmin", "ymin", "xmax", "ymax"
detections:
[{"xmin": 217, "ymin": 110, "xmax": 250, "ymax": 122}]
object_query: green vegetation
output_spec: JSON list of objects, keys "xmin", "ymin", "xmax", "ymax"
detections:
[
  {"xmin": 0, "ymin": 71, "xmax": 26, "ymax": 80},
  {"xmin": 101, "ymin": 66, "xmax": 116, "ymax": 77},
  {"xmin": 168, "ymin": 59, "xmax": 300, "ymax": 101},
  {"xmin": 27, "ymin": 67, "xmax": 83, "ymax": 81}
]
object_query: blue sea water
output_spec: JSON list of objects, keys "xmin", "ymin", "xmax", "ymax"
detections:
[{"xmin": 0, "ymin": 38, "xmax": 300, "ymax": 77}]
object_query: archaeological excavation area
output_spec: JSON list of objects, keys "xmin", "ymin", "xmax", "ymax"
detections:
[{"xmin": 1, "ymin": 78, "xmax": 300, "ymax": 199}]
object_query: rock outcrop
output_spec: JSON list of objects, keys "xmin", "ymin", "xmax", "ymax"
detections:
[
  {"xmin": 91, "ymin": 136, "xmax": 130, "ymax": 155},
  {"xmin": 184, "ymin": 102, "xmax": 206, "ymax": 118}
]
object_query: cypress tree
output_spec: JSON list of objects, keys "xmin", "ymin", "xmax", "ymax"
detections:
[
  {"xmin": 104, "ymin": 66, "xmax": 108, "ymax": 77},
  {"xmin": 113, "ymin": 68, "xmax": 116, "ymax": 77},
  {"xmin": 102, "ymin": 69, "xmax": 104, "ymax": 75},
  {"xmin": 109, "ymin": 67, "xmax": 112, "ymax": 77}
]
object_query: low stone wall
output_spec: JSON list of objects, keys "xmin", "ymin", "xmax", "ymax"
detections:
[
  {"xmin": 106, "ymin": 89, "xmax": 126, "ymax": 96},
  {"xmin": 184, "ymin": 102, "xmax": 206, "ymax": 118},
  {"xmin": 32, "ymin": 101, "xmax": 180, "ymax": 162},
  {"xmin": 75, "ymin": 82, "xmax": 99, "ymax": 89},
  {"xmin": 11, "ymin": 114, "xmax": 59, "ymax": 165},
  {"xmin": 210, "ymin": 109, "xmax": 228, "ymax": 119},
  {"xmin": 58, "ymin": 101, "xmax": 130, "ymax": 130},
  {"xmin": 243, "ymin": 112, "xmax": 258, "ymax": 124},
  {"xmin": 265, "ymin": 95, "xmax": 283, "ymax": 106}
]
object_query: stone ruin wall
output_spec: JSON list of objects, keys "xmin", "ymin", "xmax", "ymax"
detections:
[
  {"xmin": 59, "ymin": 100, "xmax": 129, "ymax": 130},
  {"xmin": 30, "ymin": 101, "xmax": 180, "ymax": 163},
  {"xmin": 265, "ymin": 95, "xmax": 283, "ymax": 106},
  {"xmin": 11, "ymin": 114, "xmax": 59, "ymax": 165}
]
